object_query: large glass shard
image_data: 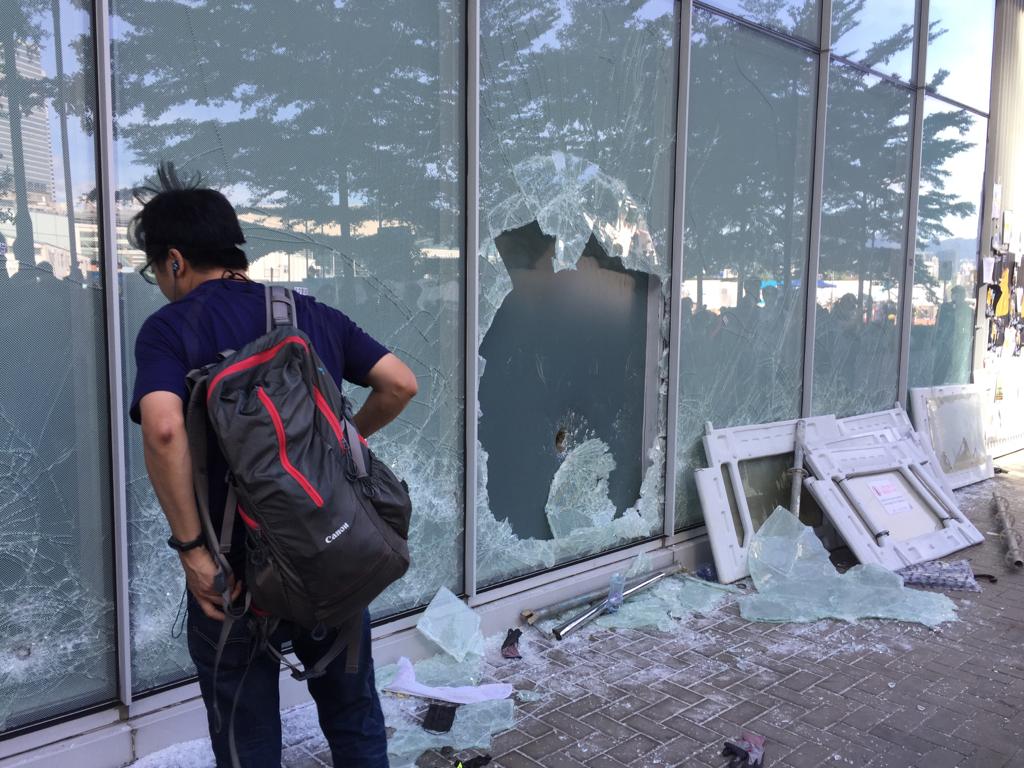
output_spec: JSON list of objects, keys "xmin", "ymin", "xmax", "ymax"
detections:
[
  {"xmin": 925, "ymin": 391, "xmax": 990, "ymax": 476},
  {"xmin": 739, "ymin": 508, "xmax": 957, "ymax": 627},
  {"xmin": 387, "ymin": 699, "xmax": 516, "ymax": 768},
  {"xmin": 416, "ymin": 587, "xmax": 485, "ymax": 663},
  {"xmin": 545, "ymin": 439, "xmax": 618, "ymax": 538}
]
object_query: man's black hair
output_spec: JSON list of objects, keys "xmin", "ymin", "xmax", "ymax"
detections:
[{"xmin": 128, "ymin": 162, "xmax": 248, "ymax": 271}]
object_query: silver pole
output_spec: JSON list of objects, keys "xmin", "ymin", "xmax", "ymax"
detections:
[
  {"xmin": 789, "ymin": 419, "xmax": 806, "ymax": 517},
  {"xmin": 896, "ymin": 0, "xmax": 930, "ymax": 405},
  {"xmin": 663, "ymin": 0, "xmax": 694, "ymax": 538},
  {"xmin": 463, "ymin": 0, "xmax": 480, "ymax": 599},
  {"xmin": 800, "ymin": 0, "xmax": 833, "ymax": 417},
  {"xmin": 552, "ymin": 571, "xmax": 668, "ymax": 640},
  {"xmin": 94, "ymin": 0, "xmax": 133, "ymax": 705}
]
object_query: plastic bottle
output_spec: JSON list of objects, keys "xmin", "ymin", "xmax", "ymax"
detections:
[{"xmin": 606, "ymin": 572, "xmax": 625, "ymax": 613}]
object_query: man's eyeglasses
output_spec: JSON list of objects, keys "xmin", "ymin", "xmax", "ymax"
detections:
[{"xmin": 138, "ymin": 258, "xmax": 158, "ymax": 285}]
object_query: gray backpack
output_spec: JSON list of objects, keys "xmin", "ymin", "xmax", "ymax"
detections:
[{"xmin": 184, "ymin": 285, "xmax": 411, "ymax": 690}]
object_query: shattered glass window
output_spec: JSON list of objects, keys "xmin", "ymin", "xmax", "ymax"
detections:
[
  {"xmin": 0, "ymin": 2, "xmax": 118, "ymax": 731},
  {"xmin": 675, "ymin": 10, "xmax": 816, "ymax": 529},
  {"xmin": 111, "ymin": 0, "xmax": 465, "ymax": 691},
  {"xmin": 477, "ymin": 0, "xmax": 678, "ymax": 586},
  {"xmin": 908, "ymin": 101, "xmax": 985, "ymax": 389},
  {"xmin": 703, "ymin": 0, "xmax": 820, "ymax": 44},
  {"xmin": 831, "ymin": 0, "xmax": 916, "ymax": 83},
  {"xmin": 813, "ymin": 62, "xmax": 912, "ymax": 417}
]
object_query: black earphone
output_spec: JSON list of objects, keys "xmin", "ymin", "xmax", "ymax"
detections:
[{"xmin": 172, "ymin": 261, "xmax": 180, "ymax": 274}]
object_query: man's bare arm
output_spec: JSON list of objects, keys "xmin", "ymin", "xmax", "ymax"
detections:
[
  {"xmin": 139, "ymin": 391, "xmax": 237, "ymax": 619},
  {"xmin": 351, "ymin": 353, "xmax": 418, "ymax": 437}
]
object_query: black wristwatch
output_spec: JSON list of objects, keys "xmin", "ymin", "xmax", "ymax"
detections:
[{"xmin": 167, "ymin": 533, "xmax": 206, "ymax": 553}]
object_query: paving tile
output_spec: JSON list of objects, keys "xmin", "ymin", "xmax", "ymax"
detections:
[
  {"xmin": 496, "ymin": 751, "xmax": 546, "ymax": 768},
  {"xmin": 518, "ymin": 730, "xmax": 578, "ymax": 762},
  {"xmin": 583, "ymin": 753, "xmax": 628, "ymax": 768},
  {"xmin": 603, "ymin": 733, "xmax": 661, "ymax": 764},
  {"xmin": 490, "ymin": 728, "xmax": 535, "ymax": 756},
  {"xmin": 869, "ymin": 723, "xmax": 937, "ymax": 755},
  {"xmin": 560, "ymin": 731, "xmax": 619, "ymax": 763},
  {"xmin": 914, "ymin": 747, "xmax": 968, "ymax": 768},
  {"xmin": 774, "ymin": 740, "xmax": 832, "ymax": 767},
  {"xmin": 621, "ymin": 713, "xmax": 678, "ymax": 742}
]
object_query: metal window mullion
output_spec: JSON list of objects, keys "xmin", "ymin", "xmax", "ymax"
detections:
[
  {"xmin": 94, "ymin": 0, "xmax": 133, "ymax": 705},
  {"xmin": 896, "ymin": 0, "xmax": 930, "ymax": 406},
  {"xmin": 663, "ymin": 0, "xmax": 693, "ymax": 538},
  {"xmin": 463, "ymin": 0, "xmax": 480, "ymax": 600},
  {"xmin": 800, "ymin": 0, "xmax": 833, "ymax": 417}
]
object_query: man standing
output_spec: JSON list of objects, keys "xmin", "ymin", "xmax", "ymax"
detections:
[{"xmin": 129, "ymin": 165, "xmax": 415, "ymax": 767}]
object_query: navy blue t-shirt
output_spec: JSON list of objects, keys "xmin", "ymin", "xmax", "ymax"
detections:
[{"xmin": 130, "ymin": 278, "xmax": 388, "ymax": 565}]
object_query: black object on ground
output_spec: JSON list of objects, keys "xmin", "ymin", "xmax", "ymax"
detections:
[
  {"xmin": 722, "ymin": 731, "xmax": 766, "ymax": 767},
  {"xmin": 422, "ymin": 701, "xmax": 458, "ymax": 734},
  {"xmin": 453, "ymin": 756, "xmax": 492, "ymax": 768},
  {"xmin": 501, "ymin": 628, "xmax": 522, "ymax": 659}
]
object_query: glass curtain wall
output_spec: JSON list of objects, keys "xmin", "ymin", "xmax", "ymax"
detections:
[
  {"xmin": 0, "ymin": 1, "xmax": 118, "ymax": 730},
  {"xmin": 813, "ymin": 62, "xmax": 913, "ymax": 417},
  {"xmin": 674, "ymin": 8, "xmax": 817, "ymax": 529},
  {"xmin": 908, "ymin": 101, "xmax": 987, "ymax": 387},
  {"xmin": 906, "ymin": 0, "xmax": 994, "ymax": 387},
  {"xmin": 476, "ymin": 0, "xmax": 678, "ymax": 587},
  {"xmin": 926, "ymin": 0, "xmax": 995, "ymax": 113},
  {"xmin": 110, "ymin": 0, "xmax": 465, "ymax": 693},
  {"xmin": 701, "ymin": 0, "xmax": 820, "ymax": 43}
]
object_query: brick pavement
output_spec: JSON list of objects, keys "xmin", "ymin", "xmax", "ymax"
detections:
[{"xmin": 282, "ymin": 456, "xmax": 1024, "ymax": 768}]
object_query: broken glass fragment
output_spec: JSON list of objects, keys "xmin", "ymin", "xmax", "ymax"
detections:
[
  {"xmin": 417, "ymin": 587, "xmax": 485, "ymax": 663},
  {"xmin": 739, "ymin": 508, "xmax": 957, "ymax": 627},
  {"xmin": 545, "ymin": 439, "xmax": 618, "ymax": 538},
  {"xmin": 538, "ymin": 574, "xmax": 734, "ymax": 636},
  {"xmin": 387, "ymin": 699, "xmax": 516, "ymax": 768}
]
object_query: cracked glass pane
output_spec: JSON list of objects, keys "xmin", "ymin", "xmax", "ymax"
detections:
[
  {"xmin": 813, "ymin": 62, "xmax": 912, "ymax": 417},
  {"xmin": 477, "ymin": 0, "xmax": 678, "ymax": 587},
  {"xmin": 908, "ymin": 102, "xmax": 985, "ymax": 389},
  {"xmin": 111, "ymin": 0, "xmax": 465, "ymax": 692},
  {"xmin": 674, "ymin": 11, "xmax": 816, "ymax": 529},
  {"xmin": 0, "ymin": 1, "xmax": 118, "ymax": 731}
]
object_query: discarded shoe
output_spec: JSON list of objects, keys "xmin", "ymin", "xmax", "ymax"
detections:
[
  {"xmin": 722, "ymin": 731, "xmax": 766, "ymax": 767},
  {"xmin": 500, "ymin": 628, "xmax": 522, "ymax": 659},
  {"xmin": 422, "ymin": 701, "xmax": 458, "ymax": 734}
]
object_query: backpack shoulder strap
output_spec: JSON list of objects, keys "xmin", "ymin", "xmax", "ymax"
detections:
[
  {"xmin": 264, "ymin": 284, "xmax": 297, "ymax": 331},
  {"xmin": 184, "ymin": 371, "xmax": 234, "ymax": 591}
]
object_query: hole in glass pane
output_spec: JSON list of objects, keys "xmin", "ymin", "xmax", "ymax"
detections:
[{"xmin": 478, "ymin": 221, "xmax": 657, "ymax": 541}]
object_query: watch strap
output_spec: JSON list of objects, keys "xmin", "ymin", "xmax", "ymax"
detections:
[{"xmin": 167, "ymin": 533, "xmax": 206, "ymax": 552}]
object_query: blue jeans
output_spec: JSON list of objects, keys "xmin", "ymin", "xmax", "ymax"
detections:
[{"xmin": 187, "ymin": 597, "xmax": 389, "ymax": 768}]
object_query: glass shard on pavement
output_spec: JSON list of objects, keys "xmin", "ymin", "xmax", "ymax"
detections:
[{"xmin": 738, "ymin": 507, "xmax": 957, "ymax": 627}]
